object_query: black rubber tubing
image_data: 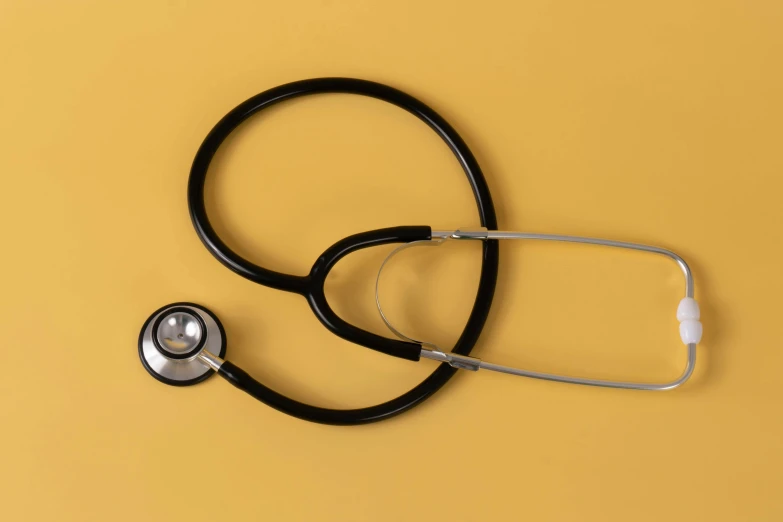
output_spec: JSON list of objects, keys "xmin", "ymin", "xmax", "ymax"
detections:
[{"xmin": 187, "ymin": 77, "xmax": 499, "ymax": 425}]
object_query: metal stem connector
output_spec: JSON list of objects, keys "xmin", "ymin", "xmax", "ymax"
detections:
[{"xmin": 197, "ymin": 350, "xmax": 225, "ymax": 371}]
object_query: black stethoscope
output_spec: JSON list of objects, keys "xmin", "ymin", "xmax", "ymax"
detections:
[{"xmin": 139, "ymin": 78, "xmax": 701, "ymax": 426}]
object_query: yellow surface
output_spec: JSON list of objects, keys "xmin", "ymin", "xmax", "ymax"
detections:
[{"xmin": 1, "ymin": 1, "xmax": 781, "ymax": 520}]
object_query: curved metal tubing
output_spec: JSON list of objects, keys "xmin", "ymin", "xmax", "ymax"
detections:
[{"xmin": 376, "ymin": 228, "xmax": 697, "ymax": 391}]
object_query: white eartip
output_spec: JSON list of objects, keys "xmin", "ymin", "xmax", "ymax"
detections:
[
  {"xmin": 677, "ymin": 297, "xmax": 700, "ymax": 321},
  {"xmin": 679, "ymin": 319, "xmax": 703, "ymax": 344}
]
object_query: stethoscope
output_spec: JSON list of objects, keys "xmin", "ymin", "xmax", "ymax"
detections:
[{"xmin": 139, "ymin": 78, "xmax": 702, "ymax": 425}]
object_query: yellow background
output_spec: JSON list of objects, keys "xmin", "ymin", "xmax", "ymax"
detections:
[{"xmin": 1, "ymin": 1, "xmax": 781, "ymax": 520}]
